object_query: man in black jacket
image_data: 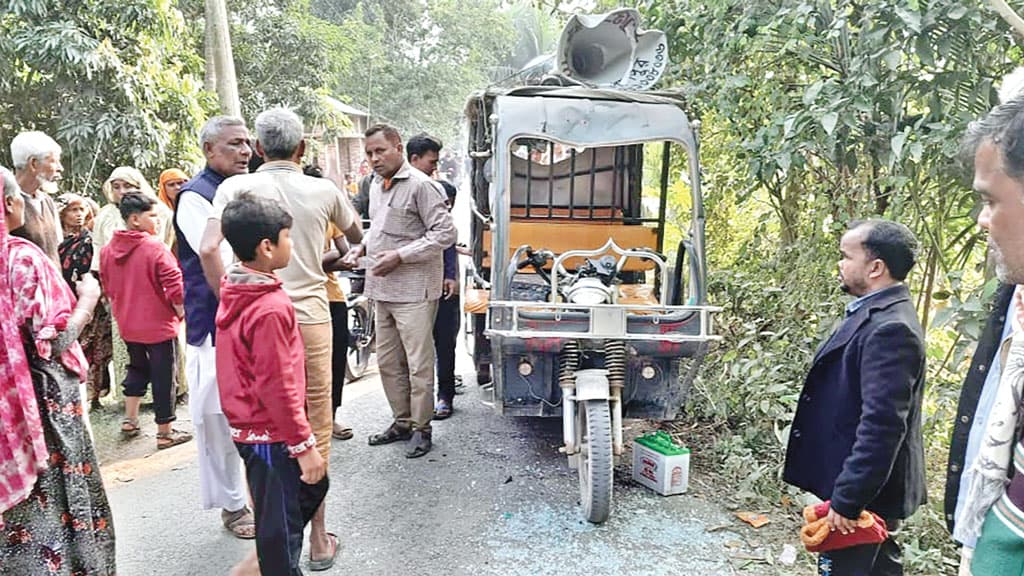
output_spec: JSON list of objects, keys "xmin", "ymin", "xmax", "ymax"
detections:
[
  {"xmin": 944, "ymin": 285, "xmax": 1013, "ymax": 534},
  {"xmin": 944, "ymin": 94, "xmax": 1024, "ymax": 562},
  {"xmin": 784, "ymin": 219, "xmax": 926, "ymax": 576}
]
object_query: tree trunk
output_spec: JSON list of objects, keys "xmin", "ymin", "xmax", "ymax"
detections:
[
  {"xmin": 205, "ymin": 0, "xmax": 241, "ymax": 117},
  {"xmin": 779, "ymin": 177, "xmax": 802, "ymax": 246}
]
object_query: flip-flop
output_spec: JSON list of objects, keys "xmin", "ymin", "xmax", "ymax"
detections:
[
  {"xmin": 434, "ymin": 399, "xmax": 453, "ymax": 420},
  {"xmin": 308, "ymin": 532, "xmax": 338, "ymax": 572},
  {"xmin": 332, "ymin": 422, "xmax": 354, "ymax": 441},
  {"xmin": 221, "ymin": 506, "xmax": 256, "ymax": 540}
]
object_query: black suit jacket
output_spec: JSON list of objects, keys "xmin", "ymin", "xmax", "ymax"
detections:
[
  {"xmin": 783, "ymin": 284, "xmax": 927, "ymax": 520},
  {"xmin": 943, "ymin": 283, "xmax": 1015, "ymax": 533}
]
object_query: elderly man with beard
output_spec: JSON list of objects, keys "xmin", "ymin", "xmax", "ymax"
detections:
[
  {"xmin": 9, "ymin": 131, "xmax": 63, "ymax": 262},
  {"xmin": 173, "ymin": 116, "xmax": 257, "ymax": 540},
  {"xmin": 784, "ymin": 219, "xmax": 927, "ymax": 576},
  {"xmin": 949, "ymin": 96, "xmax": 1024, "ymax": 576}
]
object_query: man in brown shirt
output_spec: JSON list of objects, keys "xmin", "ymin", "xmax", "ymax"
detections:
[
  {"xmin": 343, "ymin": 124, "xmax": 457, "ymax": 458},
  {"xmin": 10, "ymin": 131, "xmax": 64, "ymax": 263}
]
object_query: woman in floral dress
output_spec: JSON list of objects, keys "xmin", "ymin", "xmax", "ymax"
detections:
[
  {"xmin": 1, "ymin": 168, "xmax": 115, "ymax": 574},
  {"xmin": 56, "ymin": 194, "xmax": 112, "ymax": 408}
]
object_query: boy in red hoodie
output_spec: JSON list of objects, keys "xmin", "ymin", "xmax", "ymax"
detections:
[
  {"xmin": 216, "ymin": 194, "xmax": 328, "ymax": 576},
  {"xmin": 99, "ymin": 192, "xmax": 192, "ymax": 450}
]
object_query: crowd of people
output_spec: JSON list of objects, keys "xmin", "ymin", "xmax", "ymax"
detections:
[
  {"xmin": 0, "ymin": 90, "xmax": 1023, "ymax": 576},
  {"xmin": 0, "ymin": 108, "xmax": 458, "ymax": 575}
]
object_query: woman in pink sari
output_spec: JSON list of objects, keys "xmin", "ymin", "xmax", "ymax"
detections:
[{"xmin": 0, "ymin": 166, "xmax": 115, "ymax": 575}]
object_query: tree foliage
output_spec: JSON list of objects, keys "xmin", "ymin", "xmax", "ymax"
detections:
[
  {"xmin": 641, "ymin": 1, "xmax": 1020, "ymax": 571},
  {"xmin": 0, "ymin": 0, "xmax": 213, "ymax": 196},
  {"xmin": 312, "ymin": 0, "xmax": 525, "ymax": 145}
]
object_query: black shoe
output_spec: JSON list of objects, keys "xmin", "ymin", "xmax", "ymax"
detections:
[
  {"xmin": 368, "ymin": 423, "xmax": 412, "ymax": 446},
  {"xmin": 405, "ymin": 430, "xmax": 432, "ymax": 458}
]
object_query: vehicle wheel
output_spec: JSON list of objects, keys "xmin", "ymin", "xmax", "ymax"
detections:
[
  {"xmin": 577, "ymin": 399, "xmax": 613, "ymax": 523},
  {"xmin": 345, "ymin": 344, "xmax": 370, "ymax": 382},
  {"xmin": 345, "ymin": 304, "xmax": 372, "ymax": 382}
]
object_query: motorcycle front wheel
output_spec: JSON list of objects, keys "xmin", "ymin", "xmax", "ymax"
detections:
[{"xmin": 345, "ymin": 302, "xmax": 373, "ymax": 382}]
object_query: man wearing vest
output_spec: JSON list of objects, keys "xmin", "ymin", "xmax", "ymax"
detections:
[{"xmin": 174, "ymin": 116, "xmax": 256, "ymax": 539}]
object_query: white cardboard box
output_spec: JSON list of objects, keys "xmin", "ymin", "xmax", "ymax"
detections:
[{"xmin": 632, "ymin": 440, "xmax": 690, "ymax": 496}]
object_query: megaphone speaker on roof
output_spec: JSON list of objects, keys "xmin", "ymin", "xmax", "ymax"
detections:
[{"xmin": 556, "ymin": 8, "xmax": 669, "ymax": 90}]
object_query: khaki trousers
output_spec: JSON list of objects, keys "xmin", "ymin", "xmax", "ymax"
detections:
[
  {"xmin": 299, "ymin": 322, "xmax": 333, "ymax": 461},
  {"xmin": 375, "ymin": 300, "xmax": 438, "ymax": 432}
]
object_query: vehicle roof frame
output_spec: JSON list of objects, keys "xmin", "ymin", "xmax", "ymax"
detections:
[{"xmin": 485, "ymin": 92, "xmax": 707, "ymax": 304}]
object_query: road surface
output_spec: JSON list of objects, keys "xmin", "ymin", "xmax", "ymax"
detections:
[{"xmin": 104, "ymin": 354, "xmax": 760, "ymax": 576}]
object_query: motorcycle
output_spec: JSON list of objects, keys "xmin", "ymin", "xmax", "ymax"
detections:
[{"xmin": 341, "ymin": 270, "xmax": 375, "ymax": 381}]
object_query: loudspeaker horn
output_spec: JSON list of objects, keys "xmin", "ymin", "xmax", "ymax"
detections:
[{"xmin": 556, "ymin": 8, "xmax": 668, "ymax": 90}]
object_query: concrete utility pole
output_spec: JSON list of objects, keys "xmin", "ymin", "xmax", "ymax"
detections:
[
  {"xmin": 204, "ymin": 16, "xmax": 217, "ymax": 94},
  {"xmin": 989, "ymin": 0, "xmax": 1024, "ymax": 38},
  {"xmin": 204, "ymin": 0, "xmax": 241, "ymax": 117}
]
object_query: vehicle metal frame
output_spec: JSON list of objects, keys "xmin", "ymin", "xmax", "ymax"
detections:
[{"xmin": 466, "ymin": 85, "xmax": 719, "ymax": 522}]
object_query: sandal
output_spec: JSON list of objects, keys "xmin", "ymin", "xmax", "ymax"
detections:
[
  {"xmin": 156, "ymin": 429, "xmax": 193, "ymax": 450},
  {"xmin": 221, "ymin": 506, "xmax": 256, "ymax": 540},
  {"xmin": 121, "ymin": 418, "xmax": 140, "ymax": 438},
  {"xmin": 405, "ymin": 430, "xmax": 432, "ymax": 459},
  {"xmin": 308, "ymin": 532, "xmax": 338, "ymax": 572},
  {"xmin": 332, "ymin": 421, "xmax": 353, "ymax": 441},
  {"xmin": 368, "ymin": 423, "xmax": 412, "ymax": 446},
  {"xmin": 434, "ymin": 399, "xmax": 453, "ymax": 420}
]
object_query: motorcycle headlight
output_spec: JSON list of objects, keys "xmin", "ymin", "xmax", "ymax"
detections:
[{"xmin": 566, "ymin": 277, "xmax": 613, "ymax": 305}]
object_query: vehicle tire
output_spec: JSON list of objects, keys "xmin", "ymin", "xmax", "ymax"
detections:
[
  {"xmin": 345, "ymin": 303, "xmax": 372, "ymax": 382},
  {"xmin": 345, "ymin": 344, "xmax": 370, "ymax": 382},
  {"xmin": 577, "ymin": 399, "xmax": 613, "ymax": 523}
]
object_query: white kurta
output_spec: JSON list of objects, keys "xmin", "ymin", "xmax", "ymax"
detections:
[{"xmin": 178, "ymin": 192, "xmax": 247, "ymax": 511}]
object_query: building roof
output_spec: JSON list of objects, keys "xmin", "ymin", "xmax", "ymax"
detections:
[{"xmin": 324, "ymin": 96, "xmax": 368, "ymax": 118}]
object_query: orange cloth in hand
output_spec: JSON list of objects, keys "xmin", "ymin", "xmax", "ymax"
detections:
[{"xmin": 800, "ymin": 500, "xmax": 888, "ymax": 553}]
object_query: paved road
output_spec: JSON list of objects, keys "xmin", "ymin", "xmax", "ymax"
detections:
[{"xmin": 105, "ymin": 356, "xmax": 745, "ymax": 576}]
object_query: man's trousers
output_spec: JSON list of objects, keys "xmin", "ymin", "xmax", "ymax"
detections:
[{"xmin": 375, "ymin": 300, "xmax": 438, "ymax": 431}]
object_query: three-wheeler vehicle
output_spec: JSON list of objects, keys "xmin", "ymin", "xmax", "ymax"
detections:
[{"xmin": 462, "ymin": 82, "xmax": 720, "ymax": 523}]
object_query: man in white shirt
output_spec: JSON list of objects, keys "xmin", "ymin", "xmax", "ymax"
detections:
[
  {"xmin": 200, "ymin": 107, "xmax": 362, "ymax": 571},
  {"xmin": 173, "ymin": 116, "xmax": 256, "ymax": 540}
]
